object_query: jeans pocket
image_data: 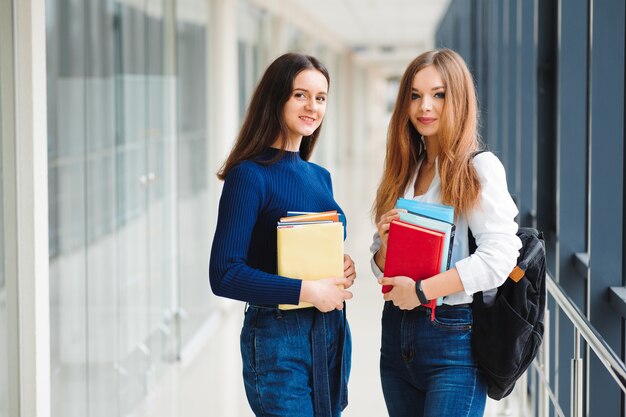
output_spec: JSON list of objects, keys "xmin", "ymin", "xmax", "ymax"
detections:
[
  {"xmin": 432, "ymin": 307, "xmax": 472, "ymax": 332},
  {"xmin": 241, "ymin": 307, "xmax": 259, "ymax": 373}
]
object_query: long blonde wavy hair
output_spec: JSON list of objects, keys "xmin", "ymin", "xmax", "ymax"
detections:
[{"xmin": 373, "ymin": 48, "xmax": 483, "ymax": 221}]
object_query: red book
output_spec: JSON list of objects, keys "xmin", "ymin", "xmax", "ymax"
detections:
[{"xmin": 382, "ymin": 219, "xmax": 445, "ymax": 311}]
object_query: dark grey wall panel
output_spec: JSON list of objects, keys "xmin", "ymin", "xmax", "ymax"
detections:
[
  {"xmin": 556, "ymin": 0, "xmax": 589, "ymax": 411},
  {"xmin": 518, "ymin": 0, "xmax": 537, "ymax": 227},
  {"xmin": 437, "ymin": 0, "xmax": 626, "ymax": 415},
  {"xmin": 587, "ymin": 0, "xmax": 625, "ymax": 415},
  {"xmin": 536, "ymin": 0, "xmax": 558, "ymax": 272}
]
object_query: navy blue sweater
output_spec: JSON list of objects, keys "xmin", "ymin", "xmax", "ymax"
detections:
[{"xmin": 209, "ymin": 148, "xmax": 345, "ymax": 305}]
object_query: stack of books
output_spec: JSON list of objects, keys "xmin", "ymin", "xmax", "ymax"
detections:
[
  {"xmin": 383, "ymin": 199, "xmax": 456, "ymax": 315},
  {"xmin": 276, "ymin": 211, "xmax": 344, "ymax": 310}
]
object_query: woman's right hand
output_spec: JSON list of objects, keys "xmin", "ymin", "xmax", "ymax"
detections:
[
  {"xmin": 375, "ymin": 208, "xmax": 404, "ymax": 259},
  {"xmin": 300, "ymin": 277, "xmax": 353, "ymax": 312}
]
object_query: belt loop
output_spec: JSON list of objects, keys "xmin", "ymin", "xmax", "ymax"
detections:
[{"xmin": 274, "ymin": 307, "xmax": 283, "ymax": 320}]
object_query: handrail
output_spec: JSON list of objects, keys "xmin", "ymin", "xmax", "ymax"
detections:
[
  {"xmin": 530, "ymin": 360, "xmax": 567, "ymax": 417},
  {"xmin": 546, "ymin": 274, "xmax": 626, "ymax": 393}
]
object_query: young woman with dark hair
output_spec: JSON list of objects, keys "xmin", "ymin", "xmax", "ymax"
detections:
[{"xmin": 210, "ymin": 52, "xmax": 355, "ymax": 417}]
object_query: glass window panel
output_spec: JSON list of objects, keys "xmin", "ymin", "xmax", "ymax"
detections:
[
  {"xmin": 45, "ymin": 0, "xmax": 215, "ymax": 415},
  {"xmin": 176, "ymin": 1, "xmax": 212, "ymax": 346},
  {"xmin": 236, "ymin": 4, "xmax": 263, "ymax": 122},
  {"xmin": 145, "ymin": 0, "xmax": 178, "ymax": 387},
  {"xmin": 45, "ymin": 0, "xmax": 59, "ymax": 162},
  {"xmin": 118, "ymin": 4, "xmax": 147, "ymax": 76},
  {"xmin": 0, "ymin": 12, "xmax": 6, "ymax": 414},
  {"xmin": 47, "ymin": 1, "xmax": 89, "ymax": 416},
  {"xmin": 85, "ymin": 2, "xmax": 119, "ymax": 416},
  {"xmin": 0, "ymin": 1, "xmax": 5, "ymax": 301},
  {"xmin": 114, "ymin": 2, "xmax": 150, "ymax": 413},
  {"xmin": 46, "ymin": 0, "xmax": 185, "ymax": 415}
]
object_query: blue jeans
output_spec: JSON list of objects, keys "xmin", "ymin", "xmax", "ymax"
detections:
[
  {"xmin": 380, "ymin": 302, "xmax": 487, "ymax": 417},
  {"xmin": 241, "ymin": 305, "xmax": 351, "ymax": 417}
]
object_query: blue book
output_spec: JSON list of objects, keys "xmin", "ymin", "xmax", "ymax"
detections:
[{"xmin": 396, "ymin": 198, "xmax": 454, "ymax": 224}]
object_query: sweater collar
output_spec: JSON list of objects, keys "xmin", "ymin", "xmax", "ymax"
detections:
[{"xmin": 258, "ymin": 147, "xmax": 303, "ymax": 163}]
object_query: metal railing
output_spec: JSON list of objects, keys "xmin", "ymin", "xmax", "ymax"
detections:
[{"xmin": 509, "ymin": 273, "xmax": 626, "ymax": 417}]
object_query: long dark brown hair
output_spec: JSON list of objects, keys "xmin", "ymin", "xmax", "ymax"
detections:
[
  {"xmin": 374, "ymin": 48, "xmax": 482, "ymax": 220},
  {"xmin": 217, "ymin": 53, "xmax": 330, "ymax": 180}
]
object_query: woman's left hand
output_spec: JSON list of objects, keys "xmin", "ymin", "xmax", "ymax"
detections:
[
  {"xmin": 379, "ymin": 276, "xmax": 420, "ymax": 310},
  {"xmin": 343, "ymin": 254, "xmax": 356, "ymax": 289}
]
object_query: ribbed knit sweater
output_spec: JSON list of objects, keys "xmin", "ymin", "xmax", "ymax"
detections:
[{"xmin": 209, "ymin": 148, "xmax": 345, "ymax": 306}]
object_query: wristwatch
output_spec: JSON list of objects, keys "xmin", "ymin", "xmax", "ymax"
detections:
[{"xmin": 415, "ymin": 280, "xmax": 430, "ymax": 305}]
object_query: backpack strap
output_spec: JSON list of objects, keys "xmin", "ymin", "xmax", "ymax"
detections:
[{"xmin": 468, "ymin": 228, "xmax": 477, "ymax": 254}]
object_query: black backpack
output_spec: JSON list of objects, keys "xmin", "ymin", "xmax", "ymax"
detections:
[{"xmin": 469, "ymin": 227, "xmax": 547, "ymax": 400}]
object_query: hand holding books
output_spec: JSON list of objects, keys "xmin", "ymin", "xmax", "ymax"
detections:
[
  {"xmin": 378, "ymin": 275, "xmax": 425, "ymax": 309},
  {"xmin": 374, "ymin": 209, "xmax": 405, "ymax": 261},
  {"xmin": 378, "ymin": 199, "xmax": 456, "ymax": 319},
  {"xmin": 277, "ymin": 211, "xmax": 354, "ymax": 311},
  {"xmin": 300, "ymin": 276, "xmax": 354, "ymax": 312}
]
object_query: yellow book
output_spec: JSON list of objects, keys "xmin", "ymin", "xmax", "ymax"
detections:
[{"xmin": 277, "ymin": 221, "xmax": 344, "ymax": 310}]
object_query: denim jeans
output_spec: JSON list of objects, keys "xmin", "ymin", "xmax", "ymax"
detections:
[
  {"xmin": 380, "ymin": 302, "xmax": 487, "ymax": 417},
  {"xmin": 241, "ymin": 305, "xmax": 351, "ymax": 417}
]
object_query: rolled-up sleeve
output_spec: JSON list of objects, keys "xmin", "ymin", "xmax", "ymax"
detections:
[
  {"xmin": 369, "ymin": 232, "xmax": 384, "ymax": 279},
  {"xmin": 454, "ymin": 152, "xmax": 522, "ymax": 295}
]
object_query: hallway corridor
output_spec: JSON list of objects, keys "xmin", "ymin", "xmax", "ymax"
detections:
[{"xmin": 4, "ymin": 0, "xmax": 626, "ymax": 415}]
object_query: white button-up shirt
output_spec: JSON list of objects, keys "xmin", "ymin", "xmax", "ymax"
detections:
[{"xmin": 370, "ymin": 152, "xmax": 522, "ymax": 305}]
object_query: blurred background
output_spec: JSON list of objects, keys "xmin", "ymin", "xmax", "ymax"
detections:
[{"xmin": 2, "ymin": 0, "xmax": 626, "ymax": 416}]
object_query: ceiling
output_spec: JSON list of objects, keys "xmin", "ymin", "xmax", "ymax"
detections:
[{"xmin": 288, "ymin": 0, "xmax": 452, "ymax": 77}]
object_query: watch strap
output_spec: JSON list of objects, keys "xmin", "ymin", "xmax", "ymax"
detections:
[{"xmin": 415, "ymin": 280, "xmax": 430, "ymax": 304}]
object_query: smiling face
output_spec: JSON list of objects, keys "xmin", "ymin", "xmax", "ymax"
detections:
[
  {"xmin": 280, "ymin": 69, "xmax": 329, "ymax": 150},
  {"xmin": 408, "ymin": 65, "xmax": 446, "ymax": 140}
]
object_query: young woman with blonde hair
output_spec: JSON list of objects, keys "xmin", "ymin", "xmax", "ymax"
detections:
[{"xmin": 370, "ymin": 48, "xmax": 521, "ymax": 416}]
